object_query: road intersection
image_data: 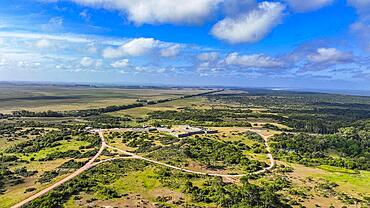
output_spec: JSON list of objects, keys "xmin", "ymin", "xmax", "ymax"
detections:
[{"xmin": 12, "ymin": 128, "xmax": 275, "ymax": 208}]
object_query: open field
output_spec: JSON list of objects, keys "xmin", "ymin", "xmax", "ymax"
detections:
[
  {"xmin": 0, "ymin": 159, "xmax": 73, "ymax": 208},
  {"xmin": 61, "ymin": 162, "xmax": 214, "ymax": 208},
  {"xmin": 285, "ymin": 163, "xmax": 370, "ymax": 207},
  {"xmin": 110, "ymin": 97, "xmax": 220, "ymax": 118},
  {"xmin": 0, "ymin": 84, "xmax": 209, "ymax": 113}
]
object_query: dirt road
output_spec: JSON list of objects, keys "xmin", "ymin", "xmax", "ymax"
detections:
[
  {"xmin": 104, "ymin": 129, "xmax": 275, "ymax": 178},
  {"xmin": 11, "ymin": 128, "xmax": 275, "ymax": 207},
  {"xmin": 11, "ymin": 132, "xmax": 107, "ymax": 208}
]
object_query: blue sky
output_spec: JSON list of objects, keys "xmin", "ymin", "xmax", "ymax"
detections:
[{"xmin": 0, "ymin": 0, "xmax": 369, "ymax": 90}]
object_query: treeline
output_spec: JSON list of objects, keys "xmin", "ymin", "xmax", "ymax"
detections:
[
  {"xmin": 207, "ymin": 92, "xmax": 370, "ymax": 134},
  {"xmin": 149, "ymin": 108, "xmax": 254, "ymax": 127},
  {"xmin": 274, "ymin": 107, "xmax": 370, "ymax": 134},
  {"xmin": 86, "ymin": 115, "xmax": 132, "ymax": 128},
  {"xmin": 0, "ymin": 119, "xmax": 85, "ymax": 129},
  {"xmin": 207, "ymin": 90, "xmax": 370, "ymax": 109},
  {"xmin": 149, "ymin": 107, "xmax": 255, "ymax": 122},
  {"xmin": 280, "ymin": 117, "xmax": 347, "ymax": 134},
  {"xmin": 1, "ymin": 115, "xmax": 134, "ymax": 130},
  {"xmin": 11, "ymin": 103, "xmax": 145, "ymax": 118},
  {"xmin": 150, "ymin": 109, "xmax": 223, "ymax": 122},
  {"xmin": 271, "ymin": 126, "xmax": 370, "ymax": 170},
  {"xmin": 152, "ymin": 119, "xmax": 252, "ymax": 128}
]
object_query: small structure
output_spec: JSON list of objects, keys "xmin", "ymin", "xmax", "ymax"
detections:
[
  {"xmin": 126, "ymin": 125, "xmax": 218, "ymax": 138},
  {"xmin": 165, "ymin": 125, "xmax": 218, "ymax": 138},
  {"xmin": 172, "ymin": 132, "xmax": 191, "ymax": 138},
  {"xmin": 204, "ymin": 129, "xmax": 218, "ymax": 134}
]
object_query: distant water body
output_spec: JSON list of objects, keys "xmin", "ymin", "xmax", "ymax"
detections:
[{"xmin": 281, "ymin": 88, "xmax": 370, "ymax": 97}]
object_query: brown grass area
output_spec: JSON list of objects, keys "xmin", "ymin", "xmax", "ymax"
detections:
[
  {"xmin": 111, "ymin": 97, "xmax": 214, "ymax": 118},
  {"xmin": 0, "ymin": 159, "xmax": 72, "ymax": 208},
  {"xmin": 0, "ymin": 86, "xmax": 208, "ymax": 113},
  {"xmin": 282, "ymin": 162, "xmax": 367, "ymax": 208}
]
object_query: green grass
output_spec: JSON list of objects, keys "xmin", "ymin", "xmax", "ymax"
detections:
[
  {"xmin": 0, "ymin": 159, "xmax": 73, "ymax": 208},
  {"xmin": 14, "ymin": 139, "xmax": 90, "ymax": 161},
  {"xmin": 316, "ymin": 166, "xmax": 370, "ymax": 195},
  {"xmin": 0, "ymin": 137, "xmax": 30, "ymax": 151},
  {"xmin": 318, "ymin": 165, "xmax": 359, "ymax": 174},
  {"xmin": 110, "ymin": 97, "xmax": 213, "ymax": 118},
  {"xmin": 109, "ymin": 167, "xmax": 161, "ymax": 199},
  {"xmin": 289, "ymin": 163, "xmax": 370, "ymax": 201},
  {"xmin": 321, "ymin": 170, "xmax": 370, "ymax": 195}
]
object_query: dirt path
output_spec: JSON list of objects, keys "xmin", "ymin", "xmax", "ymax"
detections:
[
  {"xmin": 11, "ymin": 128, "xmax": 275, "ymax": 207},
  {"xmin": 103, "ymin": 128, "xmax": 275, "ymax": 178},
  {"xmin": 254, "ymin": 134, "xmax": 275, "ymax": 174},
  {"xmin": 11, "ymin": 132, "xmax": 107, "ymax": 208}
]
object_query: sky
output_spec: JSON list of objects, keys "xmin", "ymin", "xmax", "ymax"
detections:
[{"xmin": 0, "ymin": 0, "xmax": 369, "ymax": 90}]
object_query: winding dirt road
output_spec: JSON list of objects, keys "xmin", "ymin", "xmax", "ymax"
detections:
[
  {"xmin": 102, "ymin": 129, "xmax": 275, "ymax": 177},
  {"xmin": 12, "ymin": 128, "xmax": 275, "ymax": 207}
]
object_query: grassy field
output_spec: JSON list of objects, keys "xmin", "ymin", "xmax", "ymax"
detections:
[
  {"xmin": 0, "ymin": 84, "xmax": 208, "ymax": 113},
  {"xmin": 0, "ymin": 159, "xmax": 73, "ymax": 208},
  {"xmin": 286, "ymin": 163, "xmax": 370, "ymax": 207},
  {"xmin": 15, "ymin": 139, "xmax": 91, "ymax": 161},
  {"xmin": 110, "ymin": 97, "xmax": 216, "ymax": 118},
  {"xmin": 0, "ymin": 127, "xmax": 98, "ymax": 207},
  {"xmin": 317, "ymin": 166, "xmax": 370, "ymax": 196},
  {"xmin": 62, "ymin": 162, "xmax": 213, "ymax": 208}
]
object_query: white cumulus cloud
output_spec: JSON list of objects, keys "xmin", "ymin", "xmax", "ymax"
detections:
[
  {"xmin": 211, "ymin": 1, "xmax": 285, "ymax": 43},
  {"xmin": 41, "ymin": 17, "xmax": 64, "ymax": 32},
  {"xmin": 308, "ymin": 48, "xmax": 353, "ymax": 64},
  {"xmin": 110, "ymin": 59, "xmax": 129, "ymax": 68},
  {"xmin": 284, "ymin": 0, "xmax": 333, "ymax": 12},
  {"xmin": 35, "ymin": 39, "xmax": 51, "ymax": 48},
  {"xmin": 197, "ymin": 52, "xmax": 219, "ymax": 61},
  {"xmin": 95, "ymin": 59, "xmax": 102, "ymax": 67},
  {"xmin": 224, "ymin": 52, "xmax": 284, "ymax": 68},
  {"xmin": 103, "ymin": 38, "xmax": 158, "ymax": 58},
  {"xmin": 160, "ymin": 45, "xmax": 181, "ymax": 57},
  {"xmin": 66, "ymin": 0, "xmax": 221, "ymax": 25},
  {"xmin": 348, "ymin": 0, "xmax": 370, "ymax": 12},
  {"xmin": 80, "ymin": 56, "xmax": 94, "ymax": 67},
  {"xmin": 87, "ymin": 46, "xmax": 97, "ymax": 54},
  {"xmin": 351, "ymin": 22, "xmax": 370, "ymax": 52},
  {"xmin": 348, "ymin": 0, "xmax": 370, "ymax": 20}
]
